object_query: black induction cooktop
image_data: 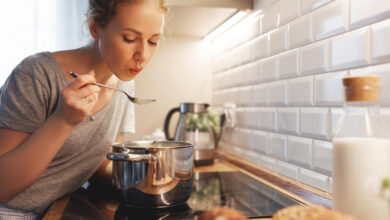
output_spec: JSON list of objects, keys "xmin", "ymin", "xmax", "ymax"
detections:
[{"xmin": 59, "ymin": 171, "xmax": 301, "ymax": 220}]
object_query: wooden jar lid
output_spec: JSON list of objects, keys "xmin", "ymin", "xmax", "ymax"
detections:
[
  {"xmin": 343, "ymin": 75, "xmax": 381, "ymax": 102},
  {"xmin": 343, "ymin": 75, "xmax": 381, "ymax": 87}
]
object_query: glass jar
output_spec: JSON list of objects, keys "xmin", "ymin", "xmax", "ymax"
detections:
[{"xmin": 333, "ymin": 75, "xmax": 390, "ymax": 220}]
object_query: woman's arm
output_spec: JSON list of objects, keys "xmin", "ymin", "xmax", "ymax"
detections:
[
  {"xmin": 0, "ymin": 73, "xmax": 100, "ymax": 203},
  {"xmin": 0, "ymin": 117, "xmax": 74, "ymax": 202}
]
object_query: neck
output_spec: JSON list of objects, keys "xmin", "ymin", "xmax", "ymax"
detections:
[{"xmin": 79, "ymin": 41, "xmax": 116, "ymax": 85}]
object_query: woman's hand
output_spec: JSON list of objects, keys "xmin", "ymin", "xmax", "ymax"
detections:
[{"xmin": 54, "ymin": 70, "xmax": 101, "ymax": 126}]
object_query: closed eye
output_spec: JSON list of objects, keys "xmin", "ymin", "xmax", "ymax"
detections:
[
  {"xmin": 123, "ymin": 36, "xmax": 136, "ymax": 43},
  {"xmin": 148, "ymin": 40, "xmax": 158, "ymax": 46}
]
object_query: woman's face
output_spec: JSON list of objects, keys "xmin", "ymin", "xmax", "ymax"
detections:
[{"xmin": 96, "ymin": 2, "xmax": 165, "ymax": 81}]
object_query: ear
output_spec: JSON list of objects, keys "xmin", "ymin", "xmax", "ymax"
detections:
[{"xmin": 88, "ymin": 18, "xmax": 99, "ymax": 40}]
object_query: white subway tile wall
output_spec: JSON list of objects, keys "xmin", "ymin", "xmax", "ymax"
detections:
[
  {"xmin": 301, "ymin": 40, "xmax": 330, "ymax": 75},
  {"xmin": 253, "ymin": 84, "xmax": 268, "ymax": 105},
  {"xmin": 279, "ymin": 0, "xmax": 299, "ymax": 25},
  {"xmin": 331, "ymin": 27, "xmax": 370, "ymax": 70},
  {"xmin": 330, "ymin": 107, "xmax": 343, "ymax": 134},
  {"xmin": 313, "ymin": 140, "xmax": 333, "ymax": 175},
  {"xmin": 269, "ymin": 26, "xmax": 289, "ymax": 55},
  {"xmin": 277, "ymin": 108, "xmax": 299, "ymax": 134},
  {"xmin": 212, "ymin": 0, "xmax": 390, "ymax": 192},
  {"xmin": 350, "ymin": 0, "xmax": 390, "ymax": 30},
  {"xmin": 371, "ymin": 19, "xmax": 390, "ymax": 64},
  {"xmin": 289, "ymin": 13, "xmax": 313, "ymax": 49},
  {"xmin": 260, "ymin": 108, "xmax": 277, "ymax": 130},
  {"xmin": 300, "ymin": 0, "xmax": 334, "ymax": 15},
  {"xmin": 251, "ymin": 130, "xmax": 267, "ymax": 153},
  {"xmin": 313, "ymin": 0, "xmax": 348, "ymax": 41},
  {"xmin": 287, "ymin": 136, "xmax": 313, "ymax": 168},
  {"xmin": 260, "ymin": 56, "xmax": 278, "ymax": 81},
  {"xmin": 279, "ymin": 49, "xmax": 300, "ymax": 79},
  {"xmin": 277, "ymin": 160, "xmax": 299, "ymax": 179},
  {"xmin": 300, "ymin": 107, "xmax": 330, "ymax": 139},
  {"xmin": 268, "ymin": 80, "xmax": 288, "ymax": 106},
  {"xmin": 266, "ymin": 133, "xmax": 287, "ymax": 160},
  {"xmin": 289, "ymin": 76, "xmax": 313, "ymax": 106},
  {"xmin": 314, "ymin": 71, "xmax": 347, "ymax": 106},
  {"xmin": 262, "ymin": 2, "xmax": 280, "ymax": 33}
]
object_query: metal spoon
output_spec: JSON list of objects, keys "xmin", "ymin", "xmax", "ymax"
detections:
[{"xmin": 70, "ymin": 72, "xmax": 156, "ymax": 104}]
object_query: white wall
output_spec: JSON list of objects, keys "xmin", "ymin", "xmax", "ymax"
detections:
[
  {"xmin": 125, "ymin": 36, "xmax": 213, "ymax": 140},
  {"xmin": 0, "ymin": 0, "xmax": 89, "ymax": 85},
  {"xmin": 212, "ymin": 0, "xmax": 390, "ymax": 192}
]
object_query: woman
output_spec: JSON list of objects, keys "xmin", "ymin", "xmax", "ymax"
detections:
[{"xmin": 0, "ymin": 0, "xmax": 166, "ymax": 218}]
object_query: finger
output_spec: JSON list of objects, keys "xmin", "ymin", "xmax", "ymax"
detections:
[
  {"xmin": 74, "ymin": 84, "xmax": 101, "ymax": 99},
  {"xmin": 67, "ymin": 73, "xmax": 97, "ymax": 90},
  {"xmin": 85, "ymin": 91, "xmax": 99, "ymax": 102},
  {"xmin": 61, "ymin": 85, "xmax": 100, "ymax": 106},
  {"xmin": 72, "ymin": 93, "xmax": 99, "ymax": 113},
  {"xmin": 83, "ymin": 94, "xmax": 97, "ymax": 104}
]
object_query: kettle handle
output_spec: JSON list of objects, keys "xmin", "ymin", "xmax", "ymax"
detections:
[{"xmin": 164, "ymin": 107, "xmax": 180, "ymax": 141}]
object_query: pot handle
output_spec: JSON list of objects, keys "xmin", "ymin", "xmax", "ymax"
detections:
[{"xmin": 107, "ymin": 152, "xmax": 156, "ymax": 162}]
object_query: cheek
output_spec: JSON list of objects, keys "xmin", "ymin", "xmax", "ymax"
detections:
[
  {"xmin": 98, "ymin": 36, "xmax": 115, "ymax": 59},
  {"xmin": 100, "ymin": 36, "xmax": 121, "ymax": 55},
  {"xmin": 99, "ymin": 36, "xmax": 129, "ymax": 64}
]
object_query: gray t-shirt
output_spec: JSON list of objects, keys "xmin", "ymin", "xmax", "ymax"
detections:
[{"xmin": 0, "ymin": 52, "xmax": 135, "ymax": 214}]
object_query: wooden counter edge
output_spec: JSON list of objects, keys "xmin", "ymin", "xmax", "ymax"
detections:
[{"xmin": 216, "ymin": 150, "xmax": 332, "ymax": 208}]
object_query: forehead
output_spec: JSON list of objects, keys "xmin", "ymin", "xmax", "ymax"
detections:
[{"xmin": 109, "ymin": 2, "xmax": 165, "ymax": 36}]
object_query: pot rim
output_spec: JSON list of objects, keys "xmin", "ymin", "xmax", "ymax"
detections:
[{"xmin": 111, "ymin": 140, "xmax": 193, "ymax": 150}]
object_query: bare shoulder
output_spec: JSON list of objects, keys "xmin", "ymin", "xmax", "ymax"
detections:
[{"xmin": 0, "ymin": 128, "xmax": 30, "ymax": 157}]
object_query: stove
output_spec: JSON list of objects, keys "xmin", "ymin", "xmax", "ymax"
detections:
[{"xmin": 60, "ymin": 171, "xmax": 301, "ymax": 219}]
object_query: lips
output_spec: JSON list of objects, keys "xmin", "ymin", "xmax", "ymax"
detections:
[{"xmin": 129, "ymin": 68, "xmax": 142, "ymax": 75}]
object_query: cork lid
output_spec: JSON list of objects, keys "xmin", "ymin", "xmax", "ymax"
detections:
[
  {"xmin": 343, "ymin": 75, "xmax": 381, "ymax": 87},
  {"xmin": 343, "ymin": 75, "xmax": 381, "ymax": 102}
]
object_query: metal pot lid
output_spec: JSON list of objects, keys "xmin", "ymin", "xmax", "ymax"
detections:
[{"xmin": 111, "ymin": 140, "xmax": 193, "ymax": 150}]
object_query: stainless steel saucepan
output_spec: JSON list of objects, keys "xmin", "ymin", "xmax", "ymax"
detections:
[{"xmin": 107, "ymin": 140, "xmax": 194, "ymax": 208}]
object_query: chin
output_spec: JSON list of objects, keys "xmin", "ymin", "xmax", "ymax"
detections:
[{"xmin": 119, "ymin": 75, "xmax": 136, "ymax": 81}]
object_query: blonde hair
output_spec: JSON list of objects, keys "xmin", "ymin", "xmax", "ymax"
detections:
[{"xmin": 88, "ymin": 0, "xmax": 168, "ymax": 27}]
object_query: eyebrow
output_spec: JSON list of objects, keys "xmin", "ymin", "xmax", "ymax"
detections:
[{"xmin": 123, "ymin": 28, "xmax": 161, "ymax": 37}]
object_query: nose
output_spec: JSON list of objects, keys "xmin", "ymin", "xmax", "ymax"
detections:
[{"xmin": 134, "ymin": 40, "xmax": 149, "ymax": 66}]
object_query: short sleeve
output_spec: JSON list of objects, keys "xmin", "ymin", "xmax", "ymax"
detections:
[
  {"xmin": 0, "ymin": 69, "xmax": 49, "ymax": 133},
  {"xmin": 119, "ymin": 80, "xmax": 135, "ymax": 133}
]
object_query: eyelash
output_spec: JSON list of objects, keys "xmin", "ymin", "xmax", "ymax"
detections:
[
  {"xmin": 123, "ymin": 36, "xmax": 135, "ymax": 43},
  {"xmin": 123, "ymin": 36, "xmax": 158, "ymax": 46},
  {"xmin": 148, "ymin": 41, "xmax": 158, "ymax": 46}
]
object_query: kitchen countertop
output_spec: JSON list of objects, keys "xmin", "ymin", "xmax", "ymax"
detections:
[{"xmin": 43, "ymin": 152, "xmax": 332, "ymax": 220}]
